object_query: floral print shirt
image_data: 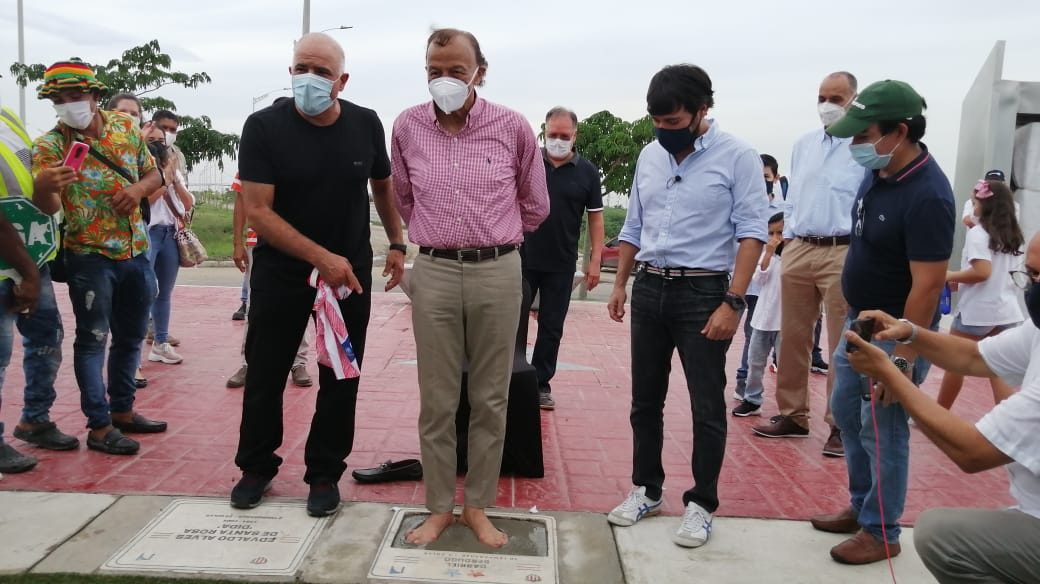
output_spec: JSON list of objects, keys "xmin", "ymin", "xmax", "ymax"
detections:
[{"xmin": 32, "ymin": 110, "xmax": 156, "ymax": 259}]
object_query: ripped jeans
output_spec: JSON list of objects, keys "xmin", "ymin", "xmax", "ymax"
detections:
[{"xmin": 65, "ymin": 251, "xmax": 156, "ymax": 430}]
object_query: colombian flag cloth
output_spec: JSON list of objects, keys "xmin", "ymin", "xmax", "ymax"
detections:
[{"xmin": 309, "ymin": 268, "xmax": 360, "ymax": 380}]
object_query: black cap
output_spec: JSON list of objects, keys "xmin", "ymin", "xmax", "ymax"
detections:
[{"xmin": 984, "ymin": 169, "xmax": 1006, "ymax": 181}]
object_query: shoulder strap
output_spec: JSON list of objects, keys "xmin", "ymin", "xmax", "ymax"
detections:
[
  {"xmin": 161, "ymin": 185, "xmax": 187, "ymax": 224},
  {"xmin": 86, "ymin": 144, "xmax": 135, "ymax": 185}
]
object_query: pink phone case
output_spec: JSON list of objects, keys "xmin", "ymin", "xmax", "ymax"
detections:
[{"xmin": 63, "ymin": 141, "xmax": 89, "ymax": 170}]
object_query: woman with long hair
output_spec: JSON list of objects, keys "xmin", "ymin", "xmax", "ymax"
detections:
[{"xmin": 938, "ymin": 179, "xmax": 1024, "ymax": 409}]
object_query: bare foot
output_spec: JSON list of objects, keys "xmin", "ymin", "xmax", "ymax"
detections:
[
  {"xmin": 405, "ymin": 512, "xmax": 455, "ymax": 545},
  {"xmin": 460, "ymin": 506, "xmax": 508, "ymax": 548}
]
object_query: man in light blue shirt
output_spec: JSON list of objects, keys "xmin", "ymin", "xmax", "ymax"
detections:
[
  {"xmin": 605, "ymin": 64, "xmax": 767, "ymax": 550},
  {"xmin": 753, "ymin": 72, "xmax": 867, "ymax": 458}
]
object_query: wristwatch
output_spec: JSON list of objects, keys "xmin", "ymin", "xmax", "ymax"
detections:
[
  {"xmin": 722, "ymin": 291, "xmax": 746, "ymax": 311},
  {"xmin": 388, "ymin": 243, "xmax": 407, "ymax": 254},
  {"xmin": 895, "ymin": 319, "xmax": 918, "ymax": 344},
  {"xmin": 890, "ymin": 355, "xmax": 913, "ymax": 372}
]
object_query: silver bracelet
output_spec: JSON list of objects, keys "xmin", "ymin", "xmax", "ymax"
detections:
[{"xmin": 896, "ymin": 319, "xmax": 918, "ymax": 344}]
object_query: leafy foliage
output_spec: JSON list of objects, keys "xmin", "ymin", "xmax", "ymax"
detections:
[
  {"xmin": 575, "ymin": 111, "xmax": 654, "ymax": 197},
  {"xmin": 10, "ymin": 40, "xmax": 238, "ymax": 171}
]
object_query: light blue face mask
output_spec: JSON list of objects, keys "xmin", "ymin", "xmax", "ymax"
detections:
[
  {"xmin": 849, "ymin": 135, "xmax": 902, "ymax": 170},
  {"xmin": 292, "ymin": 73, "xmax": 335, "ymax": 116}
]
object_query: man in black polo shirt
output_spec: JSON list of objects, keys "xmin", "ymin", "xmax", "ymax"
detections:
[
  {"xmin": 231, "ymin": 33, "xmax": 406, "ymax": 516},
  {"xmin": 522, "ymin": 107, "xmax": 604, "ymax": 410},
  {"xmin": 809, "ymin": 80, "xmax": 954, "ymax": 565}
]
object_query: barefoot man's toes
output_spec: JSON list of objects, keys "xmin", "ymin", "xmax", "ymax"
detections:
[
  {"xmin": 405, "ymin": 512, "xmax": 455, "ymax": 545},
  {"xmin": 461, "ymin": 507, "xmax": 508, "ymax": 548}
]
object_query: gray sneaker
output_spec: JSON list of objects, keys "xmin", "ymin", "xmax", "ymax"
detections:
[
  {"xmin": 0, "ymin": 443, "xmax": 38, "ymax": 473},
  {"xmin": 538, "ymin": 392, "xmax": 556, "ymax": 410},
  {"xmin": 226, "ymin": 365, "xmax": 247, "ymax": 388}
]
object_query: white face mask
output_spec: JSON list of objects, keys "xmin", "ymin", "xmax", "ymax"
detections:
[
  {"xmin": 428, "ymin": 70, "xmax": 478, "ymax": 114},
  {"xmin": 545, "ymin": 138, "xmax": 573, "ymax": 159},
  {"xmin": 818, "ymin": 101, "xmax": 846, "ymax": 127},
  {"xmin": 165, "ymin": 131, "xmax": 177, "ymax": 147},
  {"xmin": 54, "ymin": 101, "xmax": 95, "ymax": 130}
]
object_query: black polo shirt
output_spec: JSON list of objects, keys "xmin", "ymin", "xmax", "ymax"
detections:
[
  {"xmin": 238, "ymin": 98, "xmax": 390, "ymax": 288},
  {"xmin": 842, "ymin": 144, "xmax": 955, "ymax": 317},
  {"xmin": 521, "ymin": 150, "xmax": 603, "ymax": 272}
]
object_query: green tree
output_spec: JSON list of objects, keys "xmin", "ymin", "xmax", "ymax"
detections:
[
  {"xmin": 575, "ymin": 111, "xmax": 654, "ymax": 197},
  {"xmin": 10, "ymin": 40, "xmax": 239, "ymax": 171}
]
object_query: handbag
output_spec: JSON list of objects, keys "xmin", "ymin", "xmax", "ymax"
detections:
[{"xmin": 162, "ymin": 187, "xmax": 208, "ymax": 267}]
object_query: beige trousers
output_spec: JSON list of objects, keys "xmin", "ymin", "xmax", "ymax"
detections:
[
  {"xmin": 775, "ymin": 239, "xmax": 849, "ymax": 428},
  {"xmin": 411, "ymin": 252, "xmax": 522, "ymax": 513}
]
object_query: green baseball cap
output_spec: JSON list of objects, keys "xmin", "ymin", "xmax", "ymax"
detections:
[{"xmin": 826, "ymin": 80, "xmax": 925, "ymax": 138}]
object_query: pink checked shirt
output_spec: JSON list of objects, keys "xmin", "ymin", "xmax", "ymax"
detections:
[{"xmin": 391, "ymin": 97, "xmax": 550, "ymax": 249}]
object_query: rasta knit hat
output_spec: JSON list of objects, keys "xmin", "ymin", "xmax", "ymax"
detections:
[{"xmin": 37, "ymin": 59, "xmax": 107, "ymax": 99}]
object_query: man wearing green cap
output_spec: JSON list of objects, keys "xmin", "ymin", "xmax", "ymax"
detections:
[
  {"xmin": 808, "ymin": 80, "xmax": 955, "ymax": 564},
  {"xmin": 31, "ymin": 59, "xmax": 166, "ymax": 456}
]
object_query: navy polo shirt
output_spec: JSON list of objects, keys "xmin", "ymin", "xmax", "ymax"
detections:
[
  {"xmin": 522, "ymin": 150, "xmax": 603, "ymax": 272},
  {"xmin": 842, "ymin": 145, "xmax": 955, "ymax": 317}
]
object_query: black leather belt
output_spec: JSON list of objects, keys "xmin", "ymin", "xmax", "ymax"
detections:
[
  {"xmin": 640, "ymin": 265, "xmax": 728, "ymax": 279},
  {"xmin": 798, "ymin": 235, "xmax": 851, "ymax": 246},
  {"xmin": 419, "ymin": 244, "xmax": 518, "ymax": 262}
]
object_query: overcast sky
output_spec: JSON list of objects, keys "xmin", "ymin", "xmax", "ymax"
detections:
[{"xmin": 2, "ymin": 0, "xmax": 1039, "ymax": 194}]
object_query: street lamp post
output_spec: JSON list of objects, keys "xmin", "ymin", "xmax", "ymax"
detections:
[
  {"xmin": 252, "ymin": 88, "xmax": 291, "ymax": 112},
  {"xmin": 17, "ymin": 0, "xmax": 26, "ymax": 122},
  {"xmin": 302, "ymin": 0, "xmax": 310, "ymax": 35}
]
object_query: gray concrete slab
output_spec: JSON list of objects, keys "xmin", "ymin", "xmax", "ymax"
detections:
[
  {"xmin": 299, "ymin": 502, "xmax": 394, "ymax": 584},
  {"xmin": 614, "ymin": 516, "xmax": 935, "ymax": 584},
  {"xmin": 0, "ymin": 491, "xmax": 116, "ymax": 574},
  {"xmin": 32, "ymin": 495, "xmax": 173, "ymax": 575}
]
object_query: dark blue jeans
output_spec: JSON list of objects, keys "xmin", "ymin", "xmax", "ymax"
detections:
[
  {"xmin": 735, "ymin": 294, "xmax": 759, "ymax": 385},
  {"xmin": 66, "ymin": 252, "xmax": 156, "ymax": 430},
  {"xmin": 523, "ymin": 269, "xmax": 575, "ymax": 393},
  {"xmin": 0, "ymin": 265, "xmax": 63, "ymax": 443},
  {"xmin": 629, "ymin": 271, "xmax": 731, "ymax": 512}
]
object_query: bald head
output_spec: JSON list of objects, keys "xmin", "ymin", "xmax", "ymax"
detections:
[
  {"xmin": 294, "ymin": 33, "xmax": 345, "ymax": 76},
  {"xmin": 819, "ymin": 71, "xmax": 857, "ymax": 108},
  {"xmin": 1026, "ymin": 232, "xmax": 1040, "ymax": 272}
]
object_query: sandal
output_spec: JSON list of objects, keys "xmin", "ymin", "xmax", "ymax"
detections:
[
  {"xmin": 86, "ymin": 428, "xmax": 140, "ymax": 455},
  {"xmin": 135, "ymin": 368, "xmax": 148, "ymax": 388}
]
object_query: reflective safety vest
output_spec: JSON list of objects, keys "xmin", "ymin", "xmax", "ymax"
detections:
[{"xmin": 0, "ymin": 107, "xmax": 33, "ymax": 199}]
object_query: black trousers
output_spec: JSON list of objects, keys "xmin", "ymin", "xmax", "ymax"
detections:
[
  {"xmin": 523, "ymin": 269, "xmax": 575, "ymax": 393},
  {"xmin": 234, "ymin": 269, "xmax": 372, "ymax": 484}
]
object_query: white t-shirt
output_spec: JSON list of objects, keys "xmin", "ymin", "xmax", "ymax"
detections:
[
  {"xmin": 956, "ymin": 225, "xmax": 1023, "ymax": 326},
  {"xmin": 750, "ymin": 251, "xmax": 781, "ymax": 331},
  {"xmin": 149, "ymin": 170, "xmax": 194, "ymax": 227},
  {"xmin": 977, "ymin": 321, "xmax": 1040, "ymax": 518}
]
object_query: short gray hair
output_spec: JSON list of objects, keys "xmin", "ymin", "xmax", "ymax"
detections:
[
  {"xmin": 829, "ymin": 71, "xmax": 858, "ymax": 93},
  {"xmin": 545, "ymin": 106, "xmax": 577, "ymax": 127}
]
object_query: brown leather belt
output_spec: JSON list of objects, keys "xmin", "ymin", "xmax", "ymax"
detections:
[
  {"xmin": 640, "ymin": 265, "xmax": 728, "ymax": 279},
  {"xmin": 419, "ymin": 244, "xmax": 518, "ymax": 262},
  {"xmin": 798, "ymin": 235, "xmax": 851, "ymax": 246}
]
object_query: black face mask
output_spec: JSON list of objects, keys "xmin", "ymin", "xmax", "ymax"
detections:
[
  {"xmin": 1025, "ymin": 282, "xmax": 1040, "ymax": 328},
  {"xmin": 766, "ymin": 181, "xmax": 774, "ymax": 195},
  {"xmin": 147, "ymin": 141, "xmax": 168, "ymax": 162}
]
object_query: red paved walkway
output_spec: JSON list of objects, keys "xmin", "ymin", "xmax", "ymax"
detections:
[{"xmin": 0, "ymin": 284, "xmax": 1012, "ymax": 525}]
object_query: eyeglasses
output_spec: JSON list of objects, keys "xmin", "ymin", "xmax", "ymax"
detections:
[
  {"xmin": 1009, "ymin": 269, "xmax": 1040, "ymax": 289},
  {"xmin": 854, "ymin": 199, "xmax": 864, "ymax": 237}
]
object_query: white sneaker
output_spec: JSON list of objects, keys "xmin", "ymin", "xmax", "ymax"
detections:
[
  {"xmin": 607, "ymin": 486, "xmax": 662, "ymax": 527},
  {"xmin": 673, "ymin": 501, "xmax": 713, "ymax": 548},
  {"xmin": 149, "ymin": 342, "xmax": 183, "ymax": 364}
]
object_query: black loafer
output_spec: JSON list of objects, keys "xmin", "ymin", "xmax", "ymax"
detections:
[
  {"xmin": 13, "ymin": 422, "xmax": 80, "ymax": 451},
  {"xmin": 351, "ymin": 459, "xmax": 423, "ymax": 484},
  {"xmin": 306, "ymin": 480, "xmax": 341, "ymax": 517},
  {"xmin": 86, "ymin": 428, "xmax": 139, "ymax": 455},
  {"xmin": 112, "ymin": 413, "xmax": 167, "ymax": 434}
]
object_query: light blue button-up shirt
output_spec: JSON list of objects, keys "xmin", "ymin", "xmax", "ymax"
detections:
[
  {"xmin": 619, "ymin": 121, "xmax": 768, "ymax": 271},
  {"xmin": 782, "ymin": 128, "xmax": 869, "ymax": 239}
]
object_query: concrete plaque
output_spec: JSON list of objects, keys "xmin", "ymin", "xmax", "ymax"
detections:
[
  {"xmin": 102, "ymin": 498, "xmax": 327, "ymax": 577},
  {"xmin": 370, "ymin": 508, "xmax": 557, "ymax": 584}
]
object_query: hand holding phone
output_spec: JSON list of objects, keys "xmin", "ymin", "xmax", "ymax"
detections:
[
  {"xmin": 62, "ymin": 141, "xmax": 89, "ymax": 171},
  {"xmin": 846, "ymin": 318, "xmax": 875, "ymax": 353}
]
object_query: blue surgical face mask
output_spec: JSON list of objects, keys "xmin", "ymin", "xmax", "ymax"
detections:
[
  {"xmin": 850, "ymin": 134, "xmax": 903, "ymax": 170},
  {"xmin": 292, "ymin": 73, "xmax": 335, "ymax": 116}
]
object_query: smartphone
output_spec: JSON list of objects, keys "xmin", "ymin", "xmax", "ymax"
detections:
[
  {"xmin": 846, "ymin": 318, "xmax": 875, "ymax": 353},
  {"xmin": 62, "ymin": 141, "xmax": 89, "ymax": 170}
]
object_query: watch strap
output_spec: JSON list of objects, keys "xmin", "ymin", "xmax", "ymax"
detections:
[{"xmin": 388, "ymin": 243, "xmax": 407, "ymax": 253}]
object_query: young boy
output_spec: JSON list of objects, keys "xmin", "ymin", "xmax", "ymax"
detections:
[{"xmin": 733, "ymin": 212, "xmax": 784, "ymax": 416}]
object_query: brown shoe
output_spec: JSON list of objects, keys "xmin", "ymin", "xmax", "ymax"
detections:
[
  {"xmin": 823, "ymin": 426, "xmax": 845, "ymax": 457},
  {"xmin": 830, "ymin": 529, "xmax": 900, "ymax": 565},
  {"xmin": 226, "ymin": 366, "xmax": 247, "ymax": 389},
  {"xmin": 752, "ymin": 415, "xmax": 809, "ymax": 438},
  {"xmin": 810, "ymin": 507, "xmax": 859, "ymax": 534},
  {"xmin": 291, "ymin": 364, "xmax": 313, "ymax": 387}
]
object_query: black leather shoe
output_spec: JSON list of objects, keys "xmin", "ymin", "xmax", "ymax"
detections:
[
  {"xmin": 112, "ymin": 413, "xmax": 167, "ymax": 434},
  {"xmin": 307, "ymin": 480, "xmax": 341, "ymax": 517},
  {"xmin": 13, "ymin": 422, "xmax": 80, "ymax": 451},
  {"xmin": 351, "ymin": 459, "xmax": 423, "ymax": 484},
  {"xmin": 86, "ymin": 428, "xmax": 139, "ymax": 455},
  {"xmin": 230, "ymin": 472, "xmax": 272, "ymax": 509}
]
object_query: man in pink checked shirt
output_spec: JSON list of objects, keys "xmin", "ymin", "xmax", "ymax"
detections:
[{"xmin": 391, "ymin": 27, "xmax": 550, "ymax": 548}]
